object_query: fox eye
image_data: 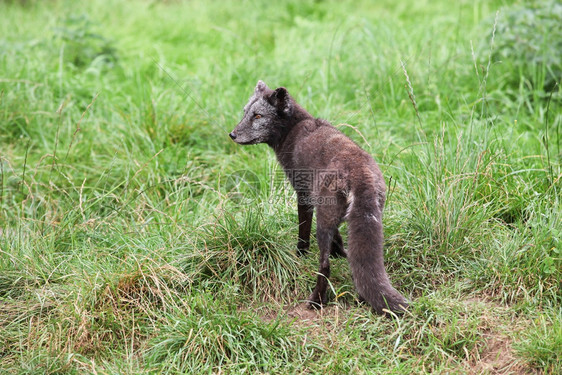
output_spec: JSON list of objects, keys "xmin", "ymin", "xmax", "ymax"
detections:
[{"xmin": 254, "ymin": 114, "xmax": 262, "ymax": 120}]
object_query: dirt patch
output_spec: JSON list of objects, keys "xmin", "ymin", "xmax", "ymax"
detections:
[
  {"xmin": 471, "ymin": 333, "xmax": 534, "ymax": 375},
  {"xmin": 286, "ymin": 303, "xmax": 320, "ymax": 321},
  {"xmin": 252, "ymin": 301, "xmax": 355, "ymax": 328},
  {"xmin": 461, "ymin": 297, "xmax": 537, "ymax": 375}
]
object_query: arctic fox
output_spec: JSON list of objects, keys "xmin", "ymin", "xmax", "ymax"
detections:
[{"xmin": 229, "ymin": 81, "xmax": 408, "ymax": 315}]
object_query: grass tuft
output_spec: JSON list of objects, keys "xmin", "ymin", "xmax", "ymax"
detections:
[{"xmin": 179, "ymin": 207, "xmax": 300, "ymax": 302}]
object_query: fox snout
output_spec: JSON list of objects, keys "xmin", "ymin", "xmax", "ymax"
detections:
[
  {"xmin": 228, "ymin": 128, "xmax": 251, "ymax": 144},
  {"xmin": 229, "ymin": 128, "xmax": 248, "ymax": 144},
  {"xmin": 229, "ymin": 122, "xmax": 259, "ymax": 145}
]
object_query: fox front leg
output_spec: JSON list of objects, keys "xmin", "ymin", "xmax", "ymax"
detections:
[{"xmin": 296, "ymin": 191, "xmax": 313, "ymax": 256}]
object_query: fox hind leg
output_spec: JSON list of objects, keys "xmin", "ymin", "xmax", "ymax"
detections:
[
  {"xmin": 308, "ymin": 193, "xmax": 346, "ymax": 309},
  {"xmin": 308, "ymin": 226, "xmax": 335, "ymax": 308}
]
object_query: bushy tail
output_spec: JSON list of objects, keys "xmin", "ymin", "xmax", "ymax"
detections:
[{"xmin": 346, "ymin": 186, "xmax": 408, "ymax": 315}]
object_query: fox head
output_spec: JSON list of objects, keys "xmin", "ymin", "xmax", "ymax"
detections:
[{"xmin": 229, "ymin": 80, "xmax": 294, "ymax": 146}]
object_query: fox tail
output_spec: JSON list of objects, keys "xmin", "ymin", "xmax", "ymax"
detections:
[{"xmin": 346, "ymin": 184, "xmax": 408, "ymax": 315}]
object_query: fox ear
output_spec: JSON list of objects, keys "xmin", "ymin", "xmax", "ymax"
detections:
[
  {"xmin": 269, "ymin": 87, "xmax": 293, "ymax": 117},
  {"xmin": 255, "ymin": 80, "xmax": 268, "ymax": 94}
]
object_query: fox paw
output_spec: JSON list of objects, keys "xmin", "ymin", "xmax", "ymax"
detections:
[
  {"xmin": 379, "ymin": 294, "xmax": 409, "ymax": 316},
  {"xmin": 307, "ymin": 291, "xmax": 327, "ymax": 310},
  {"xmin": 296, "ymin": 242, "xmax": 310, "ymax": 257}
]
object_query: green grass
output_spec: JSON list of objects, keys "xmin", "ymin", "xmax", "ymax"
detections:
[{"xmin": 1, "ymin": 0, "xmax": 560, "ymax": 373}]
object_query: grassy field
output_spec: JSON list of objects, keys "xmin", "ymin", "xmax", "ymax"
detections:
[{"xmin": 0, "ymin": 0, "xmax": 560, "ymax": 373}]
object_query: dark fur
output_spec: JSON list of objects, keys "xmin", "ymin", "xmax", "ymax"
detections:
[{"xmin": 230, "ymin": 81, "xmax": 408, "ymax": 315}]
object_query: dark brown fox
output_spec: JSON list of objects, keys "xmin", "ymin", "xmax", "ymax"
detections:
[{"xmin": 229, "ymin": 81, "xmax": 408, "ymax": 315}]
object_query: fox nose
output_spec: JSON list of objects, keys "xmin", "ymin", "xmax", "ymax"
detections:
[{"xmin": 229, "ymin": 132, "xmax": 237, "ymax": 140}]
